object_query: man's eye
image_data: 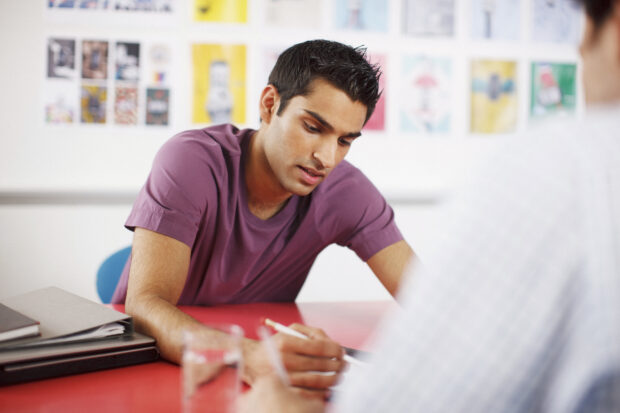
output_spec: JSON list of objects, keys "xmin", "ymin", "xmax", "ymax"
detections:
[
  {"xmin": 338, "ymin": 138, "xmax": 352, "ymax": 147},
  {"xmin": 304, "ymin": 122, "xmax": 320, "ymax": 133}
]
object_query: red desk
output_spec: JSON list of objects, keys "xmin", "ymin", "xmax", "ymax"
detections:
[{"xmin": 0, "ymin": 301, "xmax": 394, "ymax": 413}]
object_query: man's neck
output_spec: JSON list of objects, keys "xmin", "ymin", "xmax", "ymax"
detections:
[{"xmin": 245, "ymin": 131, "xmax": 292, "ymax": 220}]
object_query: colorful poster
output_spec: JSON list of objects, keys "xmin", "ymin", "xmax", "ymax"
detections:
[
  {"xmin": 402, "ymin": 0, "xmax": 454, "ymax": 36},
  {"xmin": 45, "ymin": 81, "xmax": 76, "ymax": 123},
  {"xmin": 146, "ymin": 88, "xmax": 170, "ymax": 125},
  {"xmin": 471, "ymin": 60, "xmax": 517, "ymax": 134},
  {"xmin": 333, "ymin": 0, "xmax": 388, "ymax": 32},
  {"xmin": 531, "ymin": 0, "xmax": 581, "ymax": 44},
  {"xmin": 364, "ymin": 53, "xmax": 386, "ymax": 131},
  {"xmin": 115, "ymin": 42, "xmax": 140, "ymax": 82},
  {"xmin": 471, "ymin": 0, "xmax": 519, "ymax": 40},
  {"xmin": 110, "ymin": 0, "xmax": 172, "ymax": 11},
  {"xmin": 80, "ymin": 85, "xmax": 107, "ymax": 123},
  {"xmin": 48, "ymin": 0, "xmax": 77, "ymax": 7},
  {"xmin": 194, "ymin": 0, "xmax": 247, "ymax": 23},
  {"xmin": 145, "ymin": 43, "xmax": 172, "ymax": 86},
  {"xmin": 82, "ymin": 40, "xmax": 108, "ymax": 80},
  {"xmin": 400, "ymin": 56, "xmax": 451, "ymax": 133},
  {"xmin": 264, "ymin": 0, "xmax": 320, "ymax": 29},
  {"xmin": 114, "ymin": 86, "xmax": 138, "ymax": 125},
  {"xmin": 47, "ymin": 38, "xmax": 76, "ymax": 79},
  {"xmin": 260, "ymin": 46, "xmax": 285, "ymax": 89},
  {"xmin": 192, "ymin": 44, "xmax": 246, "ymax": 125},
  {"xmin": 530, "ymin": 62, "xmax": 577, "ymax": 120},
  {"xmin": 78, "ymin": 0, "xmax": 108, "ymax": 9}
]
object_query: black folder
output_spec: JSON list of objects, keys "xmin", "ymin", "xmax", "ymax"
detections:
[{"xmin": 0, "ymin": 287, "xmax": 159, "ymax": 385}]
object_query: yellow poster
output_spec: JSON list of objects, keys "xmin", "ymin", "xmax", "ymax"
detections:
[
  {"xmin": 192, "ymin": 44, "xmax": 246, "ymax": 125},
  {"xmin": 470, "ymin": 60, "xmax": 517, "ymax": 134},
  {"xmin": 194, "ymin": 0, "xmax": 247, "ymax": 23}
]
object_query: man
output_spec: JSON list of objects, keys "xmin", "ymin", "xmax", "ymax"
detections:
[
  {"xmin": 242, "ymin": 0, "xmax": 620, "ymax": 411},
  {"xmin": 111, "ymin": 39, "xmax": 414, "ymax": 392}
]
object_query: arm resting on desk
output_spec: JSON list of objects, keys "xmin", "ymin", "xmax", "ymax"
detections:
[{"xmin": 125, "ymin": 228, "xmax": 345, "ymax": 395}]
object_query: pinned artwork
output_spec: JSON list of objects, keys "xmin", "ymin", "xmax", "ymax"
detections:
[
  {"xmin": 470, "ymin": 59, "xmax": 517, "ymax": 134},
  {"xmin": 530, "ymin": 62, "xmax": 577, "ymax": 120},
  {"xmin": 192, "ymin": 44, "xmax": 246, "ymax": 125},
  {"xmin": 401, "ymin": 56, "xmax": 451, "ymax": 134}
]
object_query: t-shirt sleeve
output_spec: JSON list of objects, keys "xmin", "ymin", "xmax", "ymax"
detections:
[
  {"xmin": 328, "ymin": 164, "xmax": 403, "ymax": 261},
  {"xmin": 125, "ymin": 132, "xmax": 218, "ymax": 248}
]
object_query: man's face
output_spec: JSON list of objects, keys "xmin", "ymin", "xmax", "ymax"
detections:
[{"xmin": 261, "ymin": 78, "xmax": 367, "ymax": 197}]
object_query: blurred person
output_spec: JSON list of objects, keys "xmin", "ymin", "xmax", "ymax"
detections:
[{"xmin": 242, "ymin": 0, "xmax": 620, "ymax": 411}]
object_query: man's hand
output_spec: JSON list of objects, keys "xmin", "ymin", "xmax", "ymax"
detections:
[
  {"xmin": 241, "ymin": 323, "xmax": 346, "ymax": 398},
  {"xmin": 239, "ymin": 375, "xmax": 326, "ymax": 413}
]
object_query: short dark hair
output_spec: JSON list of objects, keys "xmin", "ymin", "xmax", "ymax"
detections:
[
  {"xmin": 574, "ymin": 0, "xmax": 615, "ymax": 28},
  {"xmin": 268, "ymin": 39, "xmax": 382, "ymax": 124}
]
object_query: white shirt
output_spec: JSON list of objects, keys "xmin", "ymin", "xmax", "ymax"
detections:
[{"xmin": 335, "ymin": 105, "xmax": 620, "ymax": 412}]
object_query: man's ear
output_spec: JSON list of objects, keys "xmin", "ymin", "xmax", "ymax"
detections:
[{"xmin": 259, "ymin": 85, "xmax": 279, "ymax": 124}]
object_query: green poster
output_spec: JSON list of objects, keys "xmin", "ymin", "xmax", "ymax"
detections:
[{"xmin": 530, "ymin": 62, "xmax": 577, "ymax": 119}]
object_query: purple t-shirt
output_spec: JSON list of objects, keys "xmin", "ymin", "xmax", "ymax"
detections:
[{"xmin": 112, "ymin": 124, "xmax": 402, "ymax": 305}]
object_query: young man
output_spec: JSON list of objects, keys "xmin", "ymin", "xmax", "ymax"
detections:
[
  {"xmin": 242, "ymin": 0, "xmax": 620, "ymax": 411},
  {"xmin": 111, "ymin": 40, "xmax": 414, "ymax": 392}
]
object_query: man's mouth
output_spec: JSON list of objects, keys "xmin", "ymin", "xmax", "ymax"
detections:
[
  {"xmin": 298, "ymin": 166, "xmax": 324, "ymax": 185},
  {"xmin": 299, "ymin": 166, "xmax": 323, "ymax": 178}
]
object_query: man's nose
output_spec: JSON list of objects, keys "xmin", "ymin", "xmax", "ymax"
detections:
[{"xmin": 313, "ymin": 140, "xmax": 337, "ymax": 170}]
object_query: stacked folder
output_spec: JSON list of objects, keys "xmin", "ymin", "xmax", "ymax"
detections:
[{"xmin": 0, "ymin": 287, "xmax": 159, "ymax": 385}]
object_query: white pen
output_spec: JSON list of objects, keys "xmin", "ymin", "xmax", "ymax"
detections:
[{"xmin": 263, "ymin": 318, "xmax": 366, "ymax": 367}]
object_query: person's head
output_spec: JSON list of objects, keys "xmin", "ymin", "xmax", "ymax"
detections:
[
  {"xmin": 575, "ymin": 0, "xmax": 620, "ymax": 103},
  {"xmin": 267, "ymin": 39, "xmax": 381, "ymax": 124}
]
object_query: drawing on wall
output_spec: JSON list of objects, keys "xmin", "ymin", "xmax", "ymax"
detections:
[
  {"xmin": 530, "ymin": 62, "xmax": 577, "ymax": 120},
  {"xmin": 146, "ymin": 88, "xmax": 170, "ymax": 125},
  {"xmin": 48, "ymin": 0, "xmax": 173, "ymax": 11},
  {"xmin": 192, "ymin": 44, "xmax": 246, "ymax": 125},
  {"xmin": 194, "ymin": 0, "xmax": 247, "ymax": 23},
  {"xmin": 80, "ymin": 85, "xmax": 107, "ymax": 123},
  {"xmin": 471, "ymin": 0, "xmax": 519, "ymax": 40},
  {"xmin": 78, "ymin": 0, "xmax": 109, "ymax": 8},
  {"xmin": 264, "ymin": 0, "xmax": 320, "ymax": 29},
  {"xmin": 82, "ymin": 40, "xmax": 108, "ymax": 80},
  {"xmin": 333, "ymin": 0, "xmax": 388, "ymax": 32},
  {"xmin": 45, "ymin": 81, "xmax": 76, "ymax": 123},
  {"xmin": 261, "ymin": 46, "xmax": 283, "ymax": 88},
  {"xmin": 114, "ymin": 86, "xmax": 138, "ymax": 124},
  {"xmin": 47, "ymin": 38, "xmax": 76, "ymax": 79},
  {"xmin": 402, "ymin": 0, "xmax": 454, "ymax": 36},
  {"xmin": 364, "ymin": 53, "xmax": 386, "ymax": 131},
  {"xmin": 110, "ymin": 0, "xmax": 172, "ymax": 11},
  {"xmin": 531, "ymin": 0, "xmax": 581, "ymax": 44},
  {"xmin": 400, "ymin": 56, "xmax": 451, "ymax": 134},
  {"xmin": 115, "ymin": 42, "xmax": 140, "ymax": 82},
  {"xmin": 48, "ymin": 0, "xmax": 78, "ymax": 7},
  {"xmin": 145, "ymin": 43, "xmax": 172, "ymax": 85},
  {"xmin": 471, "ymin": 59, "xmax": 517, "ymax": 133}
]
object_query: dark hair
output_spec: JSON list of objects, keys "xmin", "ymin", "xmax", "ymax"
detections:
[
  {"xmin": 268, "ymin": 39, "xmax": 382, "ymax": 124},
  {"xmin": 574, "ymin": 0, "xmax": 615, "ymax": 28}
]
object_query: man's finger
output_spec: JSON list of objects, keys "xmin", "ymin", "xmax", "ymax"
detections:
[
  {"xmin": 276, "ymin": 334, "xmax": 343, "ymax": 359},
  {"xmin": 288, "ymin": 371, "xmax": 341, "ymax": 390},
  {"xmin": 280, "ymin": 352, "xmax": 345, "ymax": 373}
]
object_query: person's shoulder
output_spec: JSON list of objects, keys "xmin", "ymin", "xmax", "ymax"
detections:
[{"xmin": 165, "ymin": 124, "xmax": 251, "ymax": 155}]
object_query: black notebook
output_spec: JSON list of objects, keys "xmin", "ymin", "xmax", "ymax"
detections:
[{"xmin": 0, "ymin": 303, "xmax": 40, "ymax": 343}]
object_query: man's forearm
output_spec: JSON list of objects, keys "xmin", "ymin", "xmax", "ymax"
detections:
[{"xmin": 126, "ymin": 294, "xmax": 210, "ymax": 364}]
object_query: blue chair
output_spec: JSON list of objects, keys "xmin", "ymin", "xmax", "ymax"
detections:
[{"xmin": 96, "ymin": 246, "xmax": 131, "ymax": 303}]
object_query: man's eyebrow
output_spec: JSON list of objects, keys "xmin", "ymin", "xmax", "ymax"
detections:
[{"xmin": 304, "ymin": 109, "xmax": 362, "ymax": 138}]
